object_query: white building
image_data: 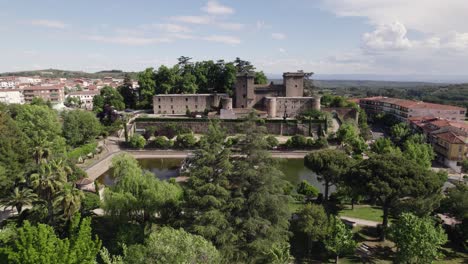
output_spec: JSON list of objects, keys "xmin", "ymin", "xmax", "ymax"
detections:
[
  {"xmin": 67, "ymin": 90, "xmax": 99, "ymax": 110},
  {"xmin": 0, "ymin": 90, "xmax": 24, "ymax": 104}
]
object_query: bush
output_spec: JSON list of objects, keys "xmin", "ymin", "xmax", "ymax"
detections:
[
  {"xmin": 67, "ymin": 142, "xmax": 98, "ymax": 162},
  {"xmin": 129, "ymin": 134, "xmax": 146, "ymax": 149},
  {"xmin": 297, "ymin": 180, "xmax": 319, "ymax": 201},
  {"xmin": 156, "ymin": 123, "xmax": 192, "ymax": 139},
  {"xmin": 225, "ymin": 136, "xmax": 240, "ymax": 147},
  {"xmin": 81, "ymin": 192, "xmax": 100, "ymax": 214},
  {"xmin": 144, "ymin": 126, "xmax": 157, "ymax": 140},
  {"xmin": 152, "ymin": 136, "xmax": 173, "ymax": 149},
  {"xmin": 314, "ymin": 137, "xmax": 328, "ymax": 148},
  {"xmin": 175, "ymin": 133, "xmax": 197, "ymax": 149},
  {"xmin": 265, "ymin": 135, "xmax": 279, "ymax": 149},
  {"xmin": 286, "ymin": 135, "xmax": 308, "ymax": 149}
]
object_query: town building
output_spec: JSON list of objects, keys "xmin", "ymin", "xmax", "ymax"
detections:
[
  {"xmin": 0, "ymin": 90, "xmax": 24, "ymax": 104},
  {"xmin": 23, "ymin": 84, "xmax": 65, "ymax": 103},
  {"xmin": 153, "ymin": 72, "xmax": 321, "ymax": 118},
  {"xmin": 66, "ymin": 90, "xmax": 100, "ymax": 110},
  {"xmin": 359, "ymin": 96, "xmax": 466, "ymax": 122},
  {"xmin": 410, "ymin": 117, "xmax": 468, "ymax": 172}
]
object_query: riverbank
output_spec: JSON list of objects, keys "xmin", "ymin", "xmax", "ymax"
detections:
[{"xmin": 84, "ymin": 148, "xmax": 311, "ymax": 180}]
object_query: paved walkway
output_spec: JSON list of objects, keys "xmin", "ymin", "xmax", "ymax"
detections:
[{"xmin": 340, "ymin": 216, "xmax": 380, "ymax": 227}]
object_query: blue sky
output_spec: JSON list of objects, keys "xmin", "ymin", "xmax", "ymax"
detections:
[{"xmin": 1, "ymin": 0, "xmax": 468, "ymax": 78}]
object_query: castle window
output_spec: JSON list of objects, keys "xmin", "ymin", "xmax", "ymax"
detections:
[
  {"xmin": 295, "ymin": 85, "xmax": 298, "ymax": 87},
  {"xmin": 171, "ymin": 98, "xmax": 173, "ymax": 102},
  {"xmin": 186, "ymin": 98, "xmax": 188, "ymax": 101},
  {"xmin": 186, "ymin": 105, "xmax": 188, "ymax": 108},
  {"xmin": 195, "ymin": 105, "xmax": 198, "ymax": 108},
  {"xmin": 158, "ymin": 98, "xmax": 161, "ymax": 102},
  {"xmin": 158, "ymin": 105, "xmax": 161, "ymax": 109},
  {"xmin": 171, "ymin": 105, "xmax": 173, "ymax": 109},
  {"xmin": 241, "ymin": 105, "xmax": 244, "ymax": 108},
  {"xmin": 172, "ymin": 110, "xmax": 175, "ymax": 114}
]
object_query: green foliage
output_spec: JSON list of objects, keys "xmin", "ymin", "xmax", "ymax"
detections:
[
  {"xmin": 304, "ymin": 149, "xmax": 354, "ymax": 200},
  {"xmin": 347, "ymin": 153, "xmax": 447, "ymax": 240},
  {"xmin": 174, "ymin": 133, "xmax": 197, "ymax": 149},
  {"xmin": 402, "ymin": 139, "xmax": 435, "ymax": 168},
  {"xmin": 295, "ymin": 204, "xmax": 329, "ymax": 242},
  {"xmin": 93, "ymin": 86, "xmax": 125, "ymax": 112},
  {"xmin": 118, "ymin": 74, "xmax": 137, "ymax": 109},
  {"xmin": 371, "ymin": 137, "xmax": 401, "ymax": 154},
  {"xmin": 103, "ymin": 153, "xmax": 182, "ymax": 223},
  {"xmin": 0, "ymin": 187, "xmax": 37, "ymax": 214},
  {"xmin": 324, "ymin": 217, "xmax": 357, "ymax": 262},
  {"xmin": 296, "ymin": 180, "xmax": 319, "ymax": 201},
  {"xmin": 137, "ymin": 68, "xmax": 157, "ymax": 108},
  {"xmin": 81, "ymin": 192, "xmax": 100, "ymax": 215},
  {"xmin": 151, "ymin": 136, "xmax": 173, "ymax": 149},
  {"xmin": 286, "ymin": 135, "xmax": 308, "ymax": 149},
  {"xmin": 441, "ymin": 183, "xmax": 468, "ymax": 219},
  {"xmin": 128, "ymin": 134, "xmax": 146, "ymax": 149},
  {"xmin": 390, "ymin": 213, "xmax": 447, "ymax": 264},
  {"xmin": 124, "ymin": 227, "xmax": 221, "ymax": 264},
  {"xmin": 462, "ymin": 159, "xmax": 468, "ymax": 173},
  {"xmin": 390, "ymin": 122, "xmax": 410, "ymax": 144},
  {"xmin": 64, "ymin": 96, "xmax": 82, "ymax": 108},
  {"xmin": 0, "ymin": 217, "xmax": 101, "ymax": 264},
  {"xmin": 266, "ymin": 135, "xmax": 280, "ymax": 149},
  {"xmin": 67, "ymin": 142, "xmax": 98, "ymax": 162},
  {"xmin": 62, "ymin": 110, "xmax": 102, "ymax": 147},
  {"xmin": 336, "ymin": 122, "xmax": 359, "ymax": 143},
  {"xmin": 254, "ymin": 71, "xmax": 268, "ymax": 84}
]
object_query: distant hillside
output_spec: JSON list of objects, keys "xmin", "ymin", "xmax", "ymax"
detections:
[{"xmin": 0, "ymin": 69, "xmax": 138, "ymax": 79}]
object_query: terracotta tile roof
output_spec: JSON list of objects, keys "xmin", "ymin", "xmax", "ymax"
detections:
[
  {"xmin": 434, "ymin": 131, "xmax": 466, "ymax": 144},
  {"xmin": 360, "ymin": 97, "xmax": 465, "ymax": 111},
  {"xmin": 23, "ymin": 84, "xmax": 64, "ymax": 91}
]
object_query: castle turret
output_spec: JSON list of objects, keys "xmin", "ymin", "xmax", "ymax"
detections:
[
  {"xmin": 235, "ymin": 73, "xmax": 255, "ymax": 108},
  {"xmin": 266, "ymin": 97, "xmax": 277, "ymax": 118},
  {"xmin": 221, "ymin": 97, "xmax": 233, "ymax": 110},
  {"xmin": 283, "ymin": 72, "xmax": 305, "ymax": 97},
  {"xmin": 313, "ymin": 96, "xmax": 321, "ymax": 111}
]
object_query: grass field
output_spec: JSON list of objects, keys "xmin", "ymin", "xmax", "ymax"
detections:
[{"xmin": 339, "ymin": 205, "xmax": 384, "ymax": 222}]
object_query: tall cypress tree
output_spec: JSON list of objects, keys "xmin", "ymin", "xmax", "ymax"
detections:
[
  {"xmin": 182, "ymin": 120, "xmax": 236, "ymax": 255},
  {"xmin": 230, "ymin": 113, "xmax": 291, "ymax": 263}
]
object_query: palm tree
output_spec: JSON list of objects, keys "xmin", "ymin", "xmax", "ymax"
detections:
[
  {"xmin": 1, "ymin": 187, "xmax": 38, "ymax": 214},
  {"xmin": 33, "ymin": 138, "xmax": 51, "ymax": 165},
  {"xmin": 30, "ymin": 159, "xmax": 70, "ymax": 222},
  {"xmin": 53, "ymin": 183, "xmax": 84, "ymax": 220}
]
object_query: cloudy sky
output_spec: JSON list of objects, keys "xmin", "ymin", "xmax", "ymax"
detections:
[{"xmin": 1, "ymin": 0, "xmax": 468, "ymax": 79}]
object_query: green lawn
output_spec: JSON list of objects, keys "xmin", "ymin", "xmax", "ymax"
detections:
[{"xmin": 339, "ymin": 205, "xmax": 384, "ymax": 222}]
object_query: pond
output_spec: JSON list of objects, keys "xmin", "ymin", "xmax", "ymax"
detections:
[{"xmin": 97, "ymin": 158, "xmax": 333, "ymax": 193}]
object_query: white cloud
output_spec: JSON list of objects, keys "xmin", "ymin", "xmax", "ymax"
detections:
[
  {"xmin": 321, "ymin": 0, "xmax": 468, "ymax": 34},
  {"xmin": 30, "ymin": 19, "xmax": 67, "ymax": 29},
  {"xmin": 87, "ymin": 35, "xmax": 172, "ymax": 45},
  {"xmin": 444, "ymin": 32, "xmax": 468, "ymax": 51},
  {"xmin": 362, "ymin": 21, "xmax": 412, "ymax": 51},
  {"xmin": 170, "ymin": 16, "xmax": 212, "ymax": 25},
  {"xmin": 256, "ymin": 20, "xmax": 266, "ymax": 31},
  {"xmin": 143, "ymin": 23, "xmax": 191, "ymax": 33},
  {"xmin": 202, "ymin": 0, "xmax": 234, "ymax": 15},
  {"xmin": 218, "ymin": 23, "xmax": 244, "ymax": 31},
  {"xmin": 279, "ymin": 48, "xmax": 286, "ymax": 53},
  {"xmin": 203, "ymin": 35, "xmax": 241, "ymax": 45},
  {"xmin": 271, "ymin": 33, "xmax": 286, "ymax": 40}
]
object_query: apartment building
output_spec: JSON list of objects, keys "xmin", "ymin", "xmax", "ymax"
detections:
[
  {"xmin": 359, "ymin": 97, "xmax": 466, "ymax": 122},
  {"xmin": 66, "ymin": 90, "xmax": 99, "ymax": 110},
  {"xmin": 23, "ymin": 85, "xmax": 65, "ymax": 103},
  {"xmin": 410, "ymin": 117, "xmax": 468, "ymax": 172},
  {"xmin": 0, "ymin": 90, "xmax": 24, "ymax": 104}
]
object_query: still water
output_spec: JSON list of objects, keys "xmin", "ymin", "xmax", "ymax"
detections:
[{"xmin": 98, "ymin": 158, "xmax": 331, "ymax": 193}]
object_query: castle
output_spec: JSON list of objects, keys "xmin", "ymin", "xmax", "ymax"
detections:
[{"xmin": 153, "ymin": 71, "xmax": 321, "ymax": 119}]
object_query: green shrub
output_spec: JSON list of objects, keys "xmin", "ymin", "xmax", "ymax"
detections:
[
  {"xmin": 81, "ymin": 192, "xmax": 100, "ymax": 214},
  {"xmin": 67, "ymin": 142, "xmax": 98, "ymax": 161},
  {"xmin": 225, "ymin": 136, "xmax": 240, "ymax": 147},
  {"xmin": 152, "ymin": 136, "xmax": 173, "ymax": 149},
  {"xmin": 314, "ymin": 137, "xmax": 328, "ymax": 148},
  {"xmin": 297, "ymin": 180, "xmax": 319, "ymax": 201},
  {"xmin": 129, "ymin": 134, "xmax": 146, "ymax": 149},
  {"xmin": 265, "ymin": 135, "xmax": 279, "ymax": 149},
  {"xmin": 286, "ymin": 135, "xmax": 308, "ymax": 149},
  {"xmin": 175, "ymin": 133, "xmax": 197, "ymax": 149}
]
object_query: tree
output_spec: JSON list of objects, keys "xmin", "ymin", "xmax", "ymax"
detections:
[
  {"xmin": 297, "ymin": 180, "xmax": 319, "ymax": 202},
  {"xmin": 93, "ymin": 86, "xmax": 125, "ymax": 112},
  {"xmin": 118, "ymin": 74, "xmax": 137, "ymax": 109},
  {"xmin": 13, "ymin": 104, "xmax": 66, "ymax": 159},
  {"xmin": 390, "ymin": 213, "xmax": 447, "ymax": 264},
  {"xmin": 62, "ymin": 110, "xmax": 102, "ymax": 147},
  {"xmin": 299, "ymin": 109, "xmax": 323, "ymax": 136},
  {"xmin": 402, "ymin": 139, "xmax": 435, "ymax": 168},
  {"xmin": 0, "ymin": 217, "xmax": 101, "ymax": 264},
  {"xmin": 53, "ymin": 183, "xmax": 84, "ymax": 221},
  {"xmin": 181, "ymin": 121, "xmax": 235, "ymax": 254},
  {"xmin": 229, "ymin": 113, "xmax": 291, "ymax": 262},
  {"xmin": 174, "ymin": 133, "xmax": 197, "ymax": 149},
  {"xmin": 137, "ymin": 68, "xmax": 156, "ymax": 108},
  {"xmin": 441, "ymin": 183, "xmax": 468, "ymax": 219},
  {"xmin": 64, "ymin": 97, "xmax": 82, "ymax": 108},
  {"xmin": 462, "ymin": 159, "xmax": 468, "ymax": 173},
  {"xmin": 324, "ymin": 217, "xmax": 357, "ymax": 263},
  {"xmin": 347, "ymin": 153, "xmax": 446, "ymax": 240},
  {"xmin": 103, "ymin": 153, "xmax": 182, "ymax": 223},
  {"xmin": 128, "ymin": 134, "xmax": 146, "ymax": 149},
  {"xmin": 234, "ymin": 57, "xmax": 255, "ymax": 73},
  {"xmin": 124, "ymin": 227, "xmax": 221, "ymax": 264},
  {"xmin": 370, "ymin": 137, "xmax": 400, "ymax": 154},
  {"xmin": 0, "ymin": 187, "xmax": 37, "ymax": 214},
  {"xmin": 390, "ymin": 122, "xmax": 410, "ymax": 145},
  {"xmin": 254, "ymin": 71, "xmax": 268, "ymax": 84},
  {"xmin": 265, "ymin": 135, "xmax": 279, "ymax": 149},
  {"xmin": 304, "ymin": 149, "xmax": 353, "ymax": 201},
  {"xmin": 294, "ymin": 204, "xmax": 329, "ymax": 255}
]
